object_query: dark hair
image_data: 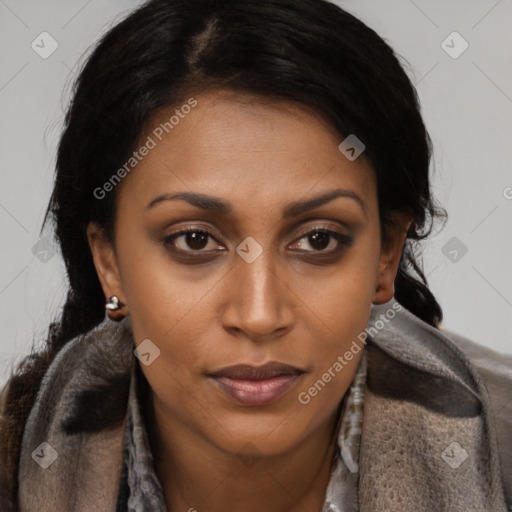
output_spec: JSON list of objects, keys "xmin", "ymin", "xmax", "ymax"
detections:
[{"xmin": 0, "ymin": 0, "xmax": 446, "ymax": 506}]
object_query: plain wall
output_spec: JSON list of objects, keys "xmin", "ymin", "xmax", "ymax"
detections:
[{"xmin": 1, "ymin": 0, "xmax": 511, "ymax": 389}]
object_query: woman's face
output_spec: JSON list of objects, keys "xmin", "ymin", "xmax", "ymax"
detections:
[{"xmin": 88, "ymin": 89, "xmax": 408, "ymax": 457}]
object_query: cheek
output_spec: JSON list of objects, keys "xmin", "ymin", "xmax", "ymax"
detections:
[
  {"xmin": 294, "ymin": 242, "xmax": 377, "ymax": 395},
  {"xmin": 115, "ymin": 228, "xmax": 210, "ymax": 342},
  {"xmin": 134, "ymin": 323, "xmax": 209, "ymax": 422},
  {"xmin": 297, "ymin": 246, "xmax": 378, "ymax": 343},
  {"xmin": 303, "ymin": 296, "xmax": 370, "ymax": 391},
  {"xmin": 295, "ymin": 303, "xmax": 369, "ymax": 418}
]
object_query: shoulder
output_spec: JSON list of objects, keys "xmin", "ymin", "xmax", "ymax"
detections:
[
  {"xmin": 440, "ymin": 328, "xmax": 512, "ymax": 508},
  {"xmin": 440, "ymin": 328, "xmax": 512, "ymax": 410}
]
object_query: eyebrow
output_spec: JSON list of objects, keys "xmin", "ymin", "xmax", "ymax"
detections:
[{"xmin": 146, "ymin": 188, "xmax": 366, "ymax": 218}]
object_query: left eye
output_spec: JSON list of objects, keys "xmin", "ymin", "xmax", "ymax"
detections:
[{"xmin": 289, "ymin": 228, "xmax": 352, "ymax": 253}]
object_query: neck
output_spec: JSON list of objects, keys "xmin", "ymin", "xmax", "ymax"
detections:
[{"xmin": 144, "ymin": 387, "xmax": 345, "ymax": 512}]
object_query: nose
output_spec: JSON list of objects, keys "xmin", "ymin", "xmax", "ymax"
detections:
[{"xmin": 220, "ymin": 248, "xmax": 294, "ymax": 342}]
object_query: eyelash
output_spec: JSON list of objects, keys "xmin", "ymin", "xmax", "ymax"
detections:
[{"xmin": 162, "ymin": 226, "xmax": 353, "ymax": 258}]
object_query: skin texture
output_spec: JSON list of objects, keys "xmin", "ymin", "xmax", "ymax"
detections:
[{"xmin": 87, "ymin": 89, "xmax": 411, "ymax": 512}]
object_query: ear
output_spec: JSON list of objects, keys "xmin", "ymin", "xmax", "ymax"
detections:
[
  {"xmin": 372, "ymin": 212, "xmax": 413, "ymax": 305},
  {"xmin": 86, "ymin": 222, "xmax": 128, "ymax": 317}
]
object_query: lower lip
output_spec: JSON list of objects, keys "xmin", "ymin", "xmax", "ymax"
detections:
[{"xmin": 210, "ymin": 374, "xmax": 303, "ymax": 406}]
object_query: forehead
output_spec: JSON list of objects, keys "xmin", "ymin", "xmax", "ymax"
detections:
[{"xmin": 116, "ymin": 90, "xmax": 376, "ymax": 217}]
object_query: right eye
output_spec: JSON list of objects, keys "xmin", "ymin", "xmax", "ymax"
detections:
[{"xmin": 163, "ymin": 227, "xmax": 225, "ymax": 254}]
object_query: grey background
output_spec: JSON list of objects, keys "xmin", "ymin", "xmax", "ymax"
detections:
[{"xmin": 1, "ymin": 0, "xmax": 511, "ymax": 388}]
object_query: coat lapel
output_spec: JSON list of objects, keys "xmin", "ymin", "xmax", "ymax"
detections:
[{"xmin": 359, "ymin": 298, "xmax": 507, "ymax": 511}]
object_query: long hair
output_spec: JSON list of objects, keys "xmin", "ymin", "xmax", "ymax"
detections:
[{"xmin": 0, "ymin": 0, "xmax": 446, "ymax": 507}]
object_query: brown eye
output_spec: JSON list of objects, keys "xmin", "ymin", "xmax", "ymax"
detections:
[
  {"xmin": 163, "ymin": 228, "xmax": 223, "ymax": 253},
  {"xmin": 308, "ymin": 231, "xmax": 331, "ymax": 251},
  {"xmin": 289, "ymin": 228, "xmax": 353, "ymax": 254}
]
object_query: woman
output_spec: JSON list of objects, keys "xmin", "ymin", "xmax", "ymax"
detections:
[{"xmin": 0, "ymin": 0, "xmax": 510, "ymax": 510}]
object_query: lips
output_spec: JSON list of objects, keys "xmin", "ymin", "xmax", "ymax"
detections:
[
  {"xmin": 207, "ymin": 362, "xmax": 305, "ymax": 406},
  {"xmin": 209, "ymin": 362, "xmax": 303, "ymax": 380}
]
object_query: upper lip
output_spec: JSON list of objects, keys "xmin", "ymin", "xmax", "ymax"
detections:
[{"xmin": 208, "ymin": 362, "xmax": 305, "ymax": 381}]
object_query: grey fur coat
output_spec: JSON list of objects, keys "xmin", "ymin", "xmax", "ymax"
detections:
[{"xmin": 1, "ymin": 297, "xmax": 511, "ymax": 511}]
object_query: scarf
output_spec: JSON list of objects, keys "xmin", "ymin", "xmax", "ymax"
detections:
[{"xmin": 13, "ymin": 297, "xmax": 508, "ymax": 511}]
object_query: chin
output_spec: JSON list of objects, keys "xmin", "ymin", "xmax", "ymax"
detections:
[{"xmin": 204, "ymin": 412, "xmax": 306, "ymax": 458}]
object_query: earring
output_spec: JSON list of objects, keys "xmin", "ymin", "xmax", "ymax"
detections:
[
  {"xmin": 105, "ymin": 295, "xmax": 126, "ymax": 321},
  {"xmin": 106, "ymin": 296, "xmax": 123, "ymax": 310}
]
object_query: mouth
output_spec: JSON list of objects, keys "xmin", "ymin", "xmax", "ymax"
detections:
[{"xmin": 207, "ymin": 362, "xmax": 305, "ymax": 406}]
